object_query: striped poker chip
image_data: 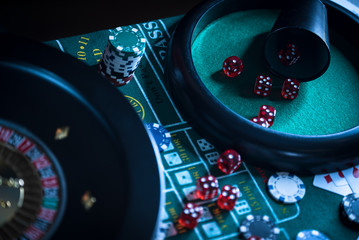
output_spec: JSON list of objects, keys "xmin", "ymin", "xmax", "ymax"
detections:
[
  {"xmin": 296, "ymin": 229, "xmax": 330, "ymax": 240},
  {"xmin": 146, "ymin": 123, "xmax": 171, "ymax": 152},
  {"xmin": 239, "ymin": 214, "xmax": 280, "ymax": 240},
  {"xmin": 339, "ymin": 192, "xmax": 359, "ymax": 229},
  {"xmin": 267, "ymin": 172, "xmax": 306, "ymax": 204},
  {"xmin": 97, "ymin": 61, "xmax": 133, "ymax": 87},
  {"xmin": 102, "ymin": 44, "xmax": 143, "ymax": 71},
  {"xmin": 108, "ymin": 26, "xmax": 146, "ymax": 57},
  {"xmin": 98, "ymin": 60, "xmax": 134, "ymax": 79}
]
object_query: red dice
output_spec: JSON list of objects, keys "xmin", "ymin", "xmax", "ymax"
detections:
[
  {"xmin": 258, "ymin": 105, "xmax": 276, "ymax": 127},
  {"xmin": 250, "ymin": 117, "xmax": 269, "ymax": 128},
  {"xmin": 254, "ymin": 75, "xmax": 272, "ymax": 97},
  {"xmin": 196, "ymin": 175, "xmax": 219, "ymax": 200},
  {"xmin": 217, "ymin": 149, "xmax": 242, "ymax": 175},
  {"xmin": 281, "ymin": 78, "xmax": 300, "ymax": 100},
  {"xmin": 223, "ymin": 56, "xmax": 244, "ymax": 77},
  {"xmin": 278, "ymin": 43, "xmax": 301, "ymax": 66},
  {"xmin": 217, "ymin": 185, "xmax": 240, "ymax": 210},
  {"xmin": 248, "ymin": 236, "xmax": 264, "ymax": 240},
  {"xmin": 178, "ymin": 202, "xmax": 203, "ymax": 229}
]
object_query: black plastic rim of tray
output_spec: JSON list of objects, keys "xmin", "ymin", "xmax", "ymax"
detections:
[
  {"xmin": 165, "ymin": 0, "xmax": 359, "ymax": 174},
  {"xmin": 0, "ymin": 33, "xmax": 162, "ymax": 239}
]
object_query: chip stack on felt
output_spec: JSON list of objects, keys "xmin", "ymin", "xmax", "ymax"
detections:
[{"xmin": 98, "ymin": 26, "xmax": 146, "ymax": 86}]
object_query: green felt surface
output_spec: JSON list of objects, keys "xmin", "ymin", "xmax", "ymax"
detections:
[
  {"xmin": 192, "ymin": 9, "xmax": 359, "ymax": 136},
  {"xmin": 45, "ymin": 15, "xmax": 359, "ymax": 239}
]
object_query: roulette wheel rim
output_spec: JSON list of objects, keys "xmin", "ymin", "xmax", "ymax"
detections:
[
  {"xmin": 0, "ymin": 33, "xmax": 162, "ymax": 239},
  {"xmin": 165, "ymin": 0, "xmax": 359, "ymax": 174}
]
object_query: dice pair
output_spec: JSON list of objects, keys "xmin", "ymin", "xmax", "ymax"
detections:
[
  {"xmin": 254, "ymin": 75, "xmax": 300, "ymax": 100},
  {"xmin": 196, "ymin": 175, "xmax": 240, "ymax": 210},
  {"xmin": 250, "ymin": 105, "xmax": 276, "ymax": 128},
  {"xmin": 179, "ymin": 175, "xmax": 219, "ymax": 229},
  {"xmin": 179, "ymin": 175, "xmax": 240, "ymax": 229}
]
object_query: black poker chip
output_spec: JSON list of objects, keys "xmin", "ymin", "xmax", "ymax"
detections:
[
  {"xmin": 339, "ymin": 193, "xmax": 359, "ymax": 230},
  {"xmin": 239, "ymin": 214, "xmax": 280, "ymax": 240}
]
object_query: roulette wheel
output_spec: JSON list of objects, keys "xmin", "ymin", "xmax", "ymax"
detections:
[{"xmin": 0, "ymin": 33, "xmax": 161, "ymax": 239}]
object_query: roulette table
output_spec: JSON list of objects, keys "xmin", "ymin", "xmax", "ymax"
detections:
[{"xmin": 1, "ymin": 0, "xmax": 359, "ymax": 239}]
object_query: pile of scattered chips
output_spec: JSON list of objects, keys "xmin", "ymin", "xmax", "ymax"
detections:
[{"xmin": 98, "ymin": 26, "xmax": 146, "ymax": 86}]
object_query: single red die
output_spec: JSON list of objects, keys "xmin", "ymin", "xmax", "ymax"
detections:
[
  {"xmin": 196, "ymin": 175, "xmax": 219, "ymax": 200},
  {"xmin": 222, "ymin": 56, "xmax": 244, "ymax": 77},
  {"xmin": 178, "ymin": 202, "xmax": 203, "ymax": 229},
  {"xmin": 254, "ymin": 75, "xmax": 272, "ymax": 97},
  {"xmin": 281, "ymin": 78, "xmax": 300, "ymax": 100},
  {"xmin": 217, "ymin": 149, "xmax": 242, "ymax": 175},
  {"xmin": 217, "ymin": 185, "xmax": 240, "ymax": 210},
  {"xmin": 250, "ymin": 117, "xmax": 269, "ymax": 128},
  {"xmin": 278, "ymin": 43, "xmax": 301, "ymax": 66},
  {"xmin": 258, "ymin": 105, "xmax": 276, "ymax": 127}
]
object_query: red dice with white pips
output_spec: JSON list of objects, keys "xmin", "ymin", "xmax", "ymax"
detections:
[
  {"xmin": 196, "ymin": 175, "xmax": 219, "ymax": 200},
  {"xmin": 258, "ymin": 105, "xmax": 276, "ymax": 127},
  {"xmin": 281, "ymin": 78, "xmax": 300, "ymax": 100},
  {"xmin": 217, "ymin": 185, "xmax": 240, "ymax": 211},
  {"xmin": 250, "ymin": 117, "xmax": 269, "ymax": 128},
  {"xmin": 222, "ymin": 56, "xmax": 244, "ymax": 77},
  {"xmin": 178, "ymin": 202, "xmax": 203, "ymax": 229},
  {"xmin": 217, "ymin": 149, "xmax": 242, "ymax": 175},
  {"xmin": 254, "ymin": 75, "xmax": 272, "ymax": 97},
  {"xmin": 278, "ymin": 43, "xmax": 301, "ymax": 66}
]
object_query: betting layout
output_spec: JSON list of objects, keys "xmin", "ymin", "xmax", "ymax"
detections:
[{"xmin": 44, "ymin": 14, "xmax": 359, "ymax": 240}]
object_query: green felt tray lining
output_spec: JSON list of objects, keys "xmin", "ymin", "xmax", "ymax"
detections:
[{"xmin": 192, "ymin": 9, "xmax": 359, "ymax": 136}]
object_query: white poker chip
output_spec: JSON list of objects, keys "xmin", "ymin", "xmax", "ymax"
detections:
[
  {"xmin": 296, "ymin": 229, "xmax": 330, "ymax": 240},
  {"xmin": 267, "ymin": 172, "xmax": 306, "ymax": 204}
]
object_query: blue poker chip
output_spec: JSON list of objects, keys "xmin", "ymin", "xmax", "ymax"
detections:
[
  {"xmin": 296, "ymin": 229, "xmax": 330, "ymax": 240},
  {"xmin": 146, "ymin": 123, "xmax": 171, "ymax": 152}
]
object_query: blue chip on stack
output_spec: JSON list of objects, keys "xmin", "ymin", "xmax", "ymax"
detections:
[{"xmin": 146, "ymin": 123, "xmax": 171, "ymax": 152}]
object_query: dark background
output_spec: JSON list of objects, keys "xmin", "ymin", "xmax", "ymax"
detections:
[
  {"xmin": 2, "ymin": 0, "xmax": 359, "ymax": 41},
  {"xmin": 1, "ymin": 1, "xmax": 203, "ymax": 41}
]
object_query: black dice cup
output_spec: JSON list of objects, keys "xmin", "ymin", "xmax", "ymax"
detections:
[{"xmin": 264, "ymin": 0, "xmax": 330, "ymax": 81}]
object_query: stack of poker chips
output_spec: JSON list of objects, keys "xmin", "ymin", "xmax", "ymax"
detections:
[
  {"xmin": 98, "ymin": 26, "xmax": 146, "ymax": 86},
  {"xmin": 339, "ymin": 192, "xmax": 359, "ymax": 229}
]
